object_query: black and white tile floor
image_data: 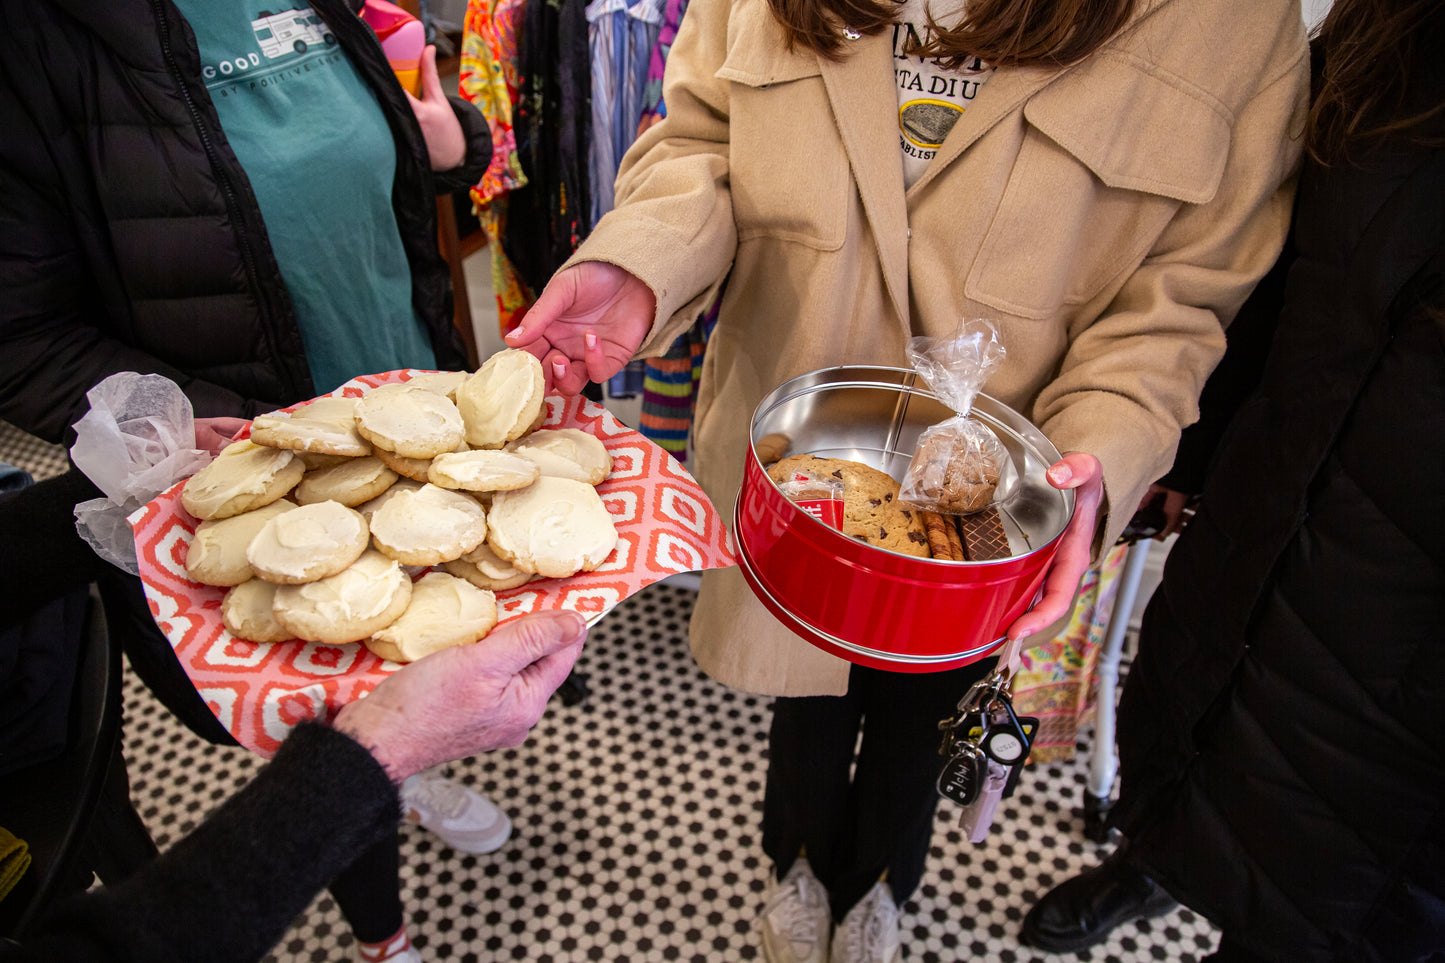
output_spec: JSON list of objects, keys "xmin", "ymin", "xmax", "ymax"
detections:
[{"xmin": 4, "ymin": 421, "xmax": 1220, "ymax": 963}]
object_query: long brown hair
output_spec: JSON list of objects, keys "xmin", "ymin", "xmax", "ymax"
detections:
[
  {"xmin": 766, "ymin": 0, "xmax": 1135, "ymax": 67},
  {"xmin": 1307, "ymin": 0, "xmax": 1445, "ymax": 163}
]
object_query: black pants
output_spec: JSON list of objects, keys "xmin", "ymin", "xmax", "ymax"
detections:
[
  {"xmin": 762, "ymin": 657, "xmax": 994, "ymax": 920},
  {"xmin": 1204, "ymin": 935, "xmax": 1275, "ymax": 962},
  {"xmin": 92, "ymin": 530, "xmax": 405, "ymax": 944}
]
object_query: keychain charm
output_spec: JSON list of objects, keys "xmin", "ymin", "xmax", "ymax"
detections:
[{"xmin": 935, "ymin": 663, "xmax": 1036, "ymax": 841}]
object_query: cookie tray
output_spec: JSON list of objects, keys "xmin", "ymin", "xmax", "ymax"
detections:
[{"xmin": 130, "ymin": 369, "xmax": 737, "ymax": 757}]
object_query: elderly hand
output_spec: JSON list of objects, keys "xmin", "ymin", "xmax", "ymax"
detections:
[
  {"xmin": 333, "ymin": 609, "xmax": 588, "ymax": 783},
  {"xmin": 1003, "ymin": 452, "xmax": 1105, "ymax": 642},
  {"xmin": 404, "ymin": 45, "xmax": 466, "ymax": 171},
  {"xmin": 504, "ymin": 262, "xmax": 655, "ymax": 395}
]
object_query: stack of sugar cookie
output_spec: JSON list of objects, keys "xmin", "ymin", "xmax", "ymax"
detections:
[{"xmin": 179, "ymin": 348, "xmax": 619, "ymax": 663}]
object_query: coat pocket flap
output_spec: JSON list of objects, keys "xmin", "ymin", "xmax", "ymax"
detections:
[
  {"xmin": 715, "ymin": 0, "xmax": 822, "ymax": 88},
  {"xmin": 1024, "ymin": 52, "xmax": 1232, "ymax": 204}
]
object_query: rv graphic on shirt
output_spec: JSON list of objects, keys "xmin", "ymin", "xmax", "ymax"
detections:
[
  {"xmin": 188, "ymin": 4, "xmax": 343, "ymax": 91},
  {"xmin": 251, "ymin": 9, "xmax": 334, "ymax": 57}
]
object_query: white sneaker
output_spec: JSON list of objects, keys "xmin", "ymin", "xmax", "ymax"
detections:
[
  {"xmin": 830, "ymin": 882, "xmax": 903, "ymax": 963},
  {"xmin": 401, "ymin": 768, "xmax": 512, "ymax": 854},
  {"xmin": 759, "ymin": 857, "xmax": 832, "ymax": 963}
]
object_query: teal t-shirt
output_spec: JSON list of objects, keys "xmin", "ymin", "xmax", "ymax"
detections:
[{"xmin": 172, "ymin": 0, "xmax": 436, "ymax": 392}]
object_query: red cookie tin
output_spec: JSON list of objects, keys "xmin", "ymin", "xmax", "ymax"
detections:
[{"xmin": 734, "ymin": 366, "xmax": 1074, "ymax": 671}]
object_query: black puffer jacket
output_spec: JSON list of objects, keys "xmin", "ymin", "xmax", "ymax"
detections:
[
  {"xmin": 1113, "ymin": 54, "xmax": 1445, "ymax": 963},
  {"xmin": 0, "ymin": 0, "xmax": 491, "ymax": 443}
]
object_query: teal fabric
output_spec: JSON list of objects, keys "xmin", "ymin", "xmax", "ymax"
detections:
[{"xmin": 172, "ymin": 0, "xmax": 436, "ymax": 391}]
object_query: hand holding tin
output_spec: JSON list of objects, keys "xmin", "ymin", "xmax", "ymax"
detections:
[{"xmin": 1001, "ymin": 451, "xmax": 1103, "ymax": 642}]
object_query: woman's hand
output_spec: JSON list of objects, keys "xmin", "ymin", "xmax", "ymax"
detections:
[
  {"xmin": 504, "ymin": 262, "xmax": 656, "ymax": 394},
  {"xmin": 194, "ymin": 417, "xmax": 249, "ymax": 456},
  {"xmin": 1003, "ymin": 452, "xmax": 1105, "ymax": 642},
  {"xmin": 404, "ymin": 45, "xmax": 466, "ymax": 171}
]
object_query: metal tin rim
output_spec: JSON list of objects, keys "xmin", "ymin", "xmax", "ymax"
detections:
[{"xmin": 749, "ymin": 365, "xmax": 1074, "ymax": 565}]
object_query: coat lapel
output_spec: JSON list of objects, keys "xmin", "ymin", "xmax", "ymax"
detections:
[
  {"xmin": 906, "ymin": 0, "xmax": 1175, "ymax": 195},
  {"xmin": 816, "ymin": 33, "xmax": 911, "ymax": 329},
  {"xmin": 906, "ymin": 63, "xmax": 1062, "ymax": 195}
]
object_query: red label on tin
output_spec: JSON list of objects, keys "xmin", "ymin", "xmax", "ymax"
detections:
[{"xmin": 796, "ymin": 498, "xmax": 844, "ymax": 529}]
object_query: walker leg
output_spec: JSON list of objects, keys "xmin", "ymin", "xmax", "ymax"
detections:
[{"xmin": 1084, "ymin": 541, "xmax": 1151, "ymax": 841}]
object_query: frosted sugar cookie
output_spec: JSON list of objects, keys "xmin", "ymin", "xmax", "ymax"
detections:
[
  {"xmin": 181, "ymin": 440, "xmax": 305, "ymax": 521},
  {"xmin": 372, "ymin": 445, "xmax": 435, "ymax": 482},
  {"xmin": 296, "ymin": 451, "xmax": 353, "ymax": 471},
  {"xmin": 443, "ymin": 540, "xmax": 534, "ymax": 591},
  {"xmin": 504, "ymin": 428, "xmax": 612, "ymax": 485},
  {"xmin": 368, "ymin": 483, "xmax": 488, "ymax": 566},
  {"xmin": 427, "ymin": 450, "xmax": 541, "ymax": 493},
  {"xmin": 250, "ymin": 396, "xmax": 371, "ymax": 457},
  {"xmin": 355, "ymin": 477, "xmax": 425, "ymax": 522},
  {"xmin": 294, "ymin": 456, "xmax": 398, "ymax": 507},
  {"xmin": 220, "ymin": 578, "xmax": 292, "ymax": 643},
  {"xmin": 185, "ymin": 500, "xmax": 299, "ymax": 587},
  {"xmin": 365, "ymin": 571, "xmax": 499, "ymax": 663},
  {"xmin": 456, "ymin": 348, "xmax": 546, "ymax": 449},
  {"xmin": 273, "ymin": 550, "xmax": 412, "ymax": 644},
  {"xmin": 355, "ymin": 382, "xmax": 466, "ymax": 459},
  {"xmin": 246, "ymin": 500, "xmax": 370, "ymax": 584},
  {"xmin": 486, "ymin": 476, "xmax": 619, "ymax": 578},
  {"xmin": 404, "ymin": 370, "xmax": 468, "ymax": 401}
]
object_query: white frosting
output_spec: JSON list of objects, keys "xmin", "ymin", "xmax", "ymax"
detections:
[
  {"xmin": 356, "ymin": 477, "xmax": 425, "ymax": 520},
  {"xmin": 295, "ymin": 456, "xmax": 397, "ymax": 505},
  {"xmin": 505, "ymin": 429, "xmax": 611, "ymax": 484},
  {"xmin": 461, "ymin": 542, "xmax": 524, "ymax": 579},
  {"xmin": 404, "ymin": 370, "xmax": 468, "ymax": 400},
  {"xmin": 187, "ymin": 500, "xmax": 297, "ymax": 585},
  {"xmin": 457, "ymin": 349, "xmax": 544, "ymax": 447},
  {"xmin": 273, "ymin": 551, "xmax": 412, "ymax": 641},
  {"xmin": 428, "ymin": 450, "xmax": 540, "ymax": 491},
  {"xmin": 370, "ymin": 484, "xmax": 488, "ymax": 559},
  {"xmin": 251, "ymin": 397, "xmax": 370, "ymax": 455},
  {"xmin": 247, "ymin": 501, "xmax": 367, "ymax": 579},
  {"xmin": 370, "ymin": 572, "xmax": 497, "ymax": 653},
  {"xmin": 182, "ymin": 445, "xmax": 300, "ymax": 518},
  {"xmin": 220, "ymin": 579, "xmax": 287, "ymax": 642},
  {"xmin": 289, "ymin": 553, "xmax": 406, "ymax": 622},
  {"xmin": 357, "ymin": 383, "xmax": 465, "ymax": 456},
  {"xmin": 488, "ymin": 476, "xmax": 619, "ymax": 578}
]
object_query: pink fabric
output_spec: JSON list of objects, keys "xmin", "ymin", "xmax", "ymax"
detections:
[{"xmin": 130, "ymin": 369, "xmax": 737, "ymax": 757}]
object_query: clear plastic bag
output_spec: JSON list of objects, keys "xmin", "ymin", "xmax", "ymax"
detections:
[
  {"xmin": 775, "ymin": 468, "xmax": 845, "ymax": 530},
  {"xmin": 70, "ymin": 373, "xmax": 211, "ymax": 574},
  {"xmin": 900, "ymin": 321, "xmax": 1010, "ymax": 515}
]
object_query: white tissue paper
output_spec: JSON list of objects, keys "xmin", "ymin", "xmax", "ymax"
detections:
[{"xmin": 70, "ymin": 372, "xmax": 212, "ymax": 575}]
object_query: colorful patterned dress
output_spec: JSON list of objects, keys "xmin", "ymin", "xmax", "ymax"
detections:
[{"xmin": 460, "ymin": 0, "xmax": 534, "ymax": 333}]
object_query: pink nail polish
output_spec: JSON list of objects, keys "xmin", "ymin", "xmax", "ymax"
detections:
[
  {"xmin": 584, "ymin": 332, "xmax": 598, "ymax": 350},
  {"xmin": 552, "ymin": 360, "xmax": 566, "ymax": 378}
]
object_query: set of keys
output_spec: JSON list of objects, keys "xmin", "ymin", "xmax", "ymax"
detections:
[{"xmin": 935, "ymin": 667, "xmax": 1038, "ymax": 842}]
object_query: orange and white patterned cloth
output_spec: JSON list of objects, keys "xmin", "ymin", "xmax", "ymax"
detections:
[{"xmin": 129, "ymin": 370, "xmax": 737, "ymax": 757}]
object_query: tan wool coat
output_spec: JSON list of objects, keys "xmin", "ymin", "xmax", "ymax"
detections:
[{"xmin": 572, "ymin": 0, "xmax": 1310, "ymax": 696}]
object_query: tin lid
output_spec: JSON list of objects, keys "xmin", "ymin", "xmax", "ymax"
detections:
[{"xmin": 749, "ymin": 365, "xmax": 1074, "ymax": 560}]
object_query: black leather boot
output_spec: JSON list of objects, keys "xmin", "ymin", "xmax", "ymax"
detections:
[{"xmin": 1019, "ymin": 846, "xmax": 1178, "ymax": 952}]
